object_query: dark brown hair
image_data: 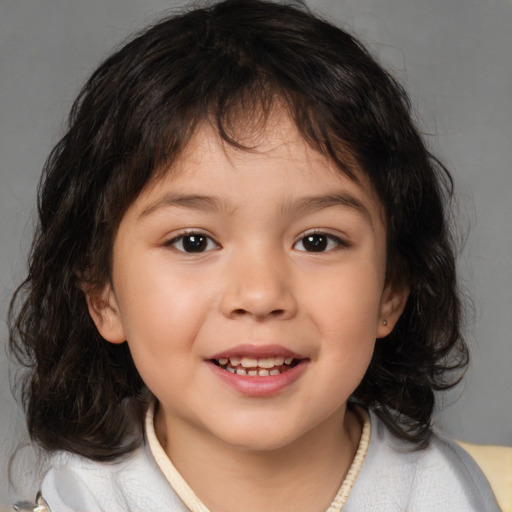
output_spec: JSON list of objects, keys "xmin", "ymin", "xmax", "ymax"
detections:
[{"xmin": 9, "ymin": 0, "xmax": 467, "ymax": 460}]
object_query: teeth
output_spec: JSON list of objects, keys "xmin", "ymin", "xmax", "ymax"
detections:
[
  {"xmin": 257, "ymin": 357, "xmax": 275, "ymax": 369},
  {"xmin": 223, "ymin": 356, "xmax": 294, "ymax": 369},
  {"xmin": 240, "ymin": 357, "xmax": 258, "ymax": 368},
  {"xmin": 216, "ymin": 354, "xmax": 298, "ymax": 376}
]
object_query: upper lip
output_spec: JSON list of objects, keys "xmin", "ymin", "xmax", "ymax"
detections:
[{"xmin": 209, "ymin": 343, "xmax": 305, "ymax": 360}]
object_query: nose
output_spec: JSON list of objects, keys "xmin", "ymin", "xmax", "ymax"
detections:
[{"xmin": 219, "ymin": 247, "xmax": 298, "ymax": 321}]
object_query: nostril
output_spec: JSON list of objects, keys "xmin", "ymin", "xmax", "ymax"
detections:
[{"xmin": 230, "ymin": 308, "xmax": 286, "ymax": 318}]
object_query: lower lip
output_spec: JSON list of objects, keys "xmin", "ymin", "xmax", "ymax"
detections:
[{"xmin": 206, "ymin": 360, "xmax": 309, "ymax": 397}]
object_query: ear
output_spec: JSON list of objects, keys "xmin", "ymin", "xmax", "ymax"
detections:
[
  {"xmin": 376, "ymin": 284, "xmax": 409, "ymax": 339},
  {"xmin": 82, "ymin": 282, "xmax": 126, "ymax": 344}
]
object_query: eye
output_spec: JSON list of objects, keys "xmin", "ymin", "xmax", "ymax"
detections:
[
  {"xmin": 293, "ymin": 232, "xmax": 346, "ymax": 252},
  {"xmin": 168, "ymin": 232, "xmax": 219, "ymax": 253}
]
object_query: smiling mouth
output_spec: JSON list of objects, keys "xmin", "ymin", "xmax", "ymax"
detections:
[{"xmin": 211, "ymin": 356, "xmax": 300, "ymax": 376}]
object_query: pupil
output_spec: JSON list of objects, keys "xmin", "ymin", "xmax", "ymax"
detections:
[
  {"xmin": 304, "ymin": 235, "xmax": 327, "ymax": 252},
  {"xmin": 183, "ymin": 235, "xmax": 207, "ymax": 252}
]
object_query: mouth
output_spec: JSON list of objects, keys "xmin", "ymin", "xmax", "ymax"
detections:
[
  {"xmin": 207, "ymin": 345, "xmax": 308, "ymax": 396},
  {"xmin": 210, "ymin": 355, "xmax": 300, "ymax": 376}
]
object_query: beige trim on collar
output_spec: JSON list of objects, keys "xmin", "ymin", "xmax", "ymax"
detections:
[
  {"xmin": 146, "ymin": 403, "xmax": 211, "ymax": 512},
  {"xmin": 145, "ymin": 402, "xmax": 371, "ymax": 512},
  {"xmin": 326, "ymin": 407, "xmax": 371, "ymax": 511}
]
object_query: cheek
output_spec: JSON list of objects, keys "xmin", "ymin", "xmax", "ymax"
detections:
[
  {"xmin": 307, "ymin": 264, "xmax": 384, "ymax": 332},
  {"xmin": 114, "ymin": 257, "xmax": 213, "ymax": 354},
  {"xmin": 303, "ymin": 260, "xmax": 384, "ymax": 383},
  {"xmin": 114, "ymin": 268, "xmax": 205, "ymax": 399}
]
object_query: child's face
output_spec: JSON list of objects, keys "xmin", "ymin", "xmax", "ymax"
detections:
[{"xmin": 88, "ymin": 114, "xmax": 406, "ymax": 453}]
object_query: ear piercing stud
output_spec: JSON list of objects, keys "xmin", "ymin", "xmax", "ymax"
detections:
[{"xmin": 383, "ymin": 320, "xmax": 388, "ymax": 325}]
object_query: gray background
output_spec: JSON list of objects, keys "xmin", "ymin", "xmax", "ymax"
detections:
[{"xmin": 1, "ymin": 0, "xmax": 511, "ymax": 506}]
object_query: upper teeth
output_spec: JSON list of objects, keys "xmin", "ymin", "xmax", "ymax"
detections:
[{"xmin": 217, "ymin": 356, "xmax": 294, "ymax": 368}]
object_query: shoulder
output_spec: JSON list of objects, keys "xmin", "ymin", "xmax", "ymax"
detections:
[
  {"xmin": 345, "ymin": 409, "xmax": 501, "ymax": 512},
  {"xmin": 408, "ymin": 428, "xmax": 500, "ymax": 511},
  {"xmin": 39, "ymin": 444, "xmax": 188, "ymax": 512}
]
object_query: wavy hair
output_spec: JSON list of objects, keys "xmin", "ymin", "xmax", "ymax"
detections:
[{"xmin": 9, "ymin": 0, "xmax": 467, "ymax": 460}]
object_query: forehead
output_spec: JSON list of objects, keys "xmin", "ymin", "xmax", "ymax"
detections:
[{"xmin": 135, "ymin": 114, "xmax": 385, "ymax": 225}]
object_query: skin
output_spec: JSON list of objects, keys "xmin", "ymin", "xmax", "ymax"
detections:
[{"xmin": 87, "ymin": 114, "xmax": 408, "ymax": 512}]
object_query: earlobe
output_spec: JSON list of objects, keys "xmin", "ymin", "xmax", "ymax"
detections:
[
  {"xmin": 377, "ymin": 285, "xmax": 409, "ymax": 338},
  {"xmin": 82, "ymin": 282, "xmax": 127, "ymax": 344}
]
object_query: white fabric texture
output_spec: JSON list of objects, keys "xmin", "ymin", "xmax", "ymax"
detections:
[
  {"xmin": 142, "ymin": 403, "xmax": 370, "ymax": 512},
  {"xmin": 39, "ymin": 409, "xmax": 501, "ymax": 512}
]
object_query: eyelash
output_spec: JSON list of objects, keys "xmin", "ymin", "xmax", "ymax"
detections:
[
  {"xmin": 166, "ymin": 231, "xmax": 220, "ymax": 253},
  {"xmin": 293, "ymin": 231, "xmax": 349, "ymax": 253},
  {"xmin": 165, "ymin": 230, "xmax": 348, "ymax": 254}
]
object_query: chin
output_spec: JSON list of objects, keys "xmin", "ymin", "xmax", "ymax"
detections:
[
  {"xmin": 219, "ymin": 432, "xmax": 300, "ymax": 453},
  {"xmin": 204, "ymin": 415, "xmax": 309, "ymax": 453}
]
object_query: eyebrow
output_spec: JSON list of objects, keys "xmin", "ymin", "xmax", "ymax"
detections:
[
  {"xmin": 138, "ymin": 191, "xmax": 372, "ymax": 223},
  {"xmin": 138, "ymin": 194, "xmax": 229, "ymax": 220},
  {"xmin": 280, "ymin": 193, "xmax": 373, "ymax": 223}
]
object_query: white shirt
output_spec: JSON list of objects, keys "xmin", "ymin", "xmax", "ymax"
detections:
[{"xmin": 39, "ymin": 408, "xmax": 500, "ymax": 512}]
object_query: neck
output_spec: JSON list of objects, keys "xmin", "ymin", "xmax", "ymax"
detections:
[{"xmin": 155, "ymin": 406, "xmax": 362, "ymax": 512}]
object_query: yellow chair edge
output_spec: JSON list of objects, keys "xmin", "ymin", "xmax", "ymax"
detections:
[{"xmin": 457, "ymin": 440, "xmax": 512, "ymax": 512}]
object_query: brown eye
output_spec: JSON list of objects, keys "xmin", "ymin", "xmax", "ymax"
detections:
[
  {"xmin": 294, "ymin": 233, "xmax": 344, "ymax": 252},
  {"xmin": 303, "ymin": 234, "xmax": 328, "ymax": 252},
  {"xmin": 169, "ymin": 233, "xmax": 218, "ymax": 253}
]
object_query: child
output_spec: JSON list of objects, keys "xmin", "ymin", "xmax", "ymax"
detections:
[{"xmin": 9, "ymin": 0, "xmax": 500, "ymax": 510}]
